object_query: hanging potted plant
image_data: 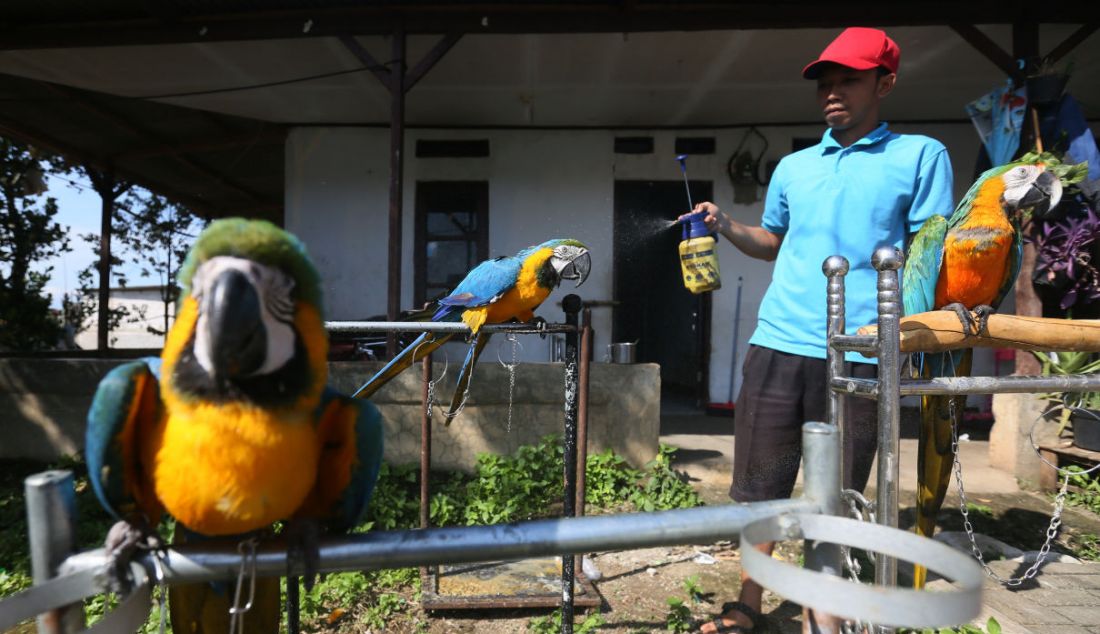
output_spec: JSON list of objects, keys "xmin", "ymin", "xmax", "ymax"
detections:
[
  {"xmin": 1026, "ymin": 57, "xmax": 1072, "ymax": 106},
  {"xmin": 1035, "ymin": 351, "xmax": 1100, "ymax": 451}
]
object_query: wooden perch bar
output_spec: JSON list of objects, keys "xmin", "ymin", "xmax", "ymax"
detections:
[{"xmin": 856, "ymin": 312, "xmax": 1100, "ymax": 354}]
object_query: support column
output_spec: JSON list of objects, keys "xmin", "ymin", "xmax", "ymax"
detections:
[{"xmin": 386, "ymin": 28, "xmax": 407, "ymax": 356}]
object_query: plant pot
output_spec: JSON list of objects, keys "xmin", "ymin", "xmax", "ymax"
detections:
[
  {"xmin": 1070, "ymin": 408, "xmax": 1100, "ymax": 451},
  {"xmin": 1026, "ymin": 74, "xmax": 1068, "ymax": 106}
]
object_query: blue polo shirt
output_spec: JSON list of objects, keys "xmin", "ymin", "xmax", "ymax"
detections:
[{"xmin": 750, "ymin": 122, "xmax": 953, "ymax": 363}]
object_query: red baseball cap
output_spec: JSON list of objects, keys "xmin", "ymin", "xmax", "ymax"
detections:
[{"xmin": 802, "ymin": 27, "xmax": 900, "ymax": 79}]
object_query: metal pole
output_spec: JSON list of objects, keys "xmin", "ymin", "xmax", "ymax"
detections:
[
  {"xmin": 561, "ymin": 294, "xmax": 582, "ymax": 634},
  {"xmin": 61, "ymin": 499, "xmax": 819, "ymax": 584},
  {"xmin": 420, "ymin": 353, "xmax": 434, "ymax": 591},
  {"xmin": 822, "ymin": 256, "xmax": 849, "ymax": 483},
  {"xmin": 25, "ymin": 470, "xmax": 81, "ymax": 634},
  {"xmin": 575, "ymin": 308, "xmax": 592, "ymax": 577},
  {"xmin": 801, "ymin": 422, "xmax": 843, "ymax": 634},
  {"xmin": 872, "ymin": 247, "xmax": 903, "ymax": 591},
  {"xmin": 385, "ymin": 26, "xmax": 406, "ymax": 357}
]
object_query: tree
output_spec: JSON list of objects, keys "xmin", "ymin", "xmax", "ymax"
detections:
[
  {"xmin": 74, "ymin": 190, "xmax": 201, "ymax": 344},
  {"xmin": 0, "ymin": 138, "xmax": 71, "ymax": 351}
]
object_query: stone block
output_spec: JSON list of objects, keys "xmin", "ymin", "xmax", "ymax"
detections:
[
  {"xmin": 0, "ymin": 358, "xmax": 661, "ymax": 475},
  {"xmin": 990, "ymin": 392, "xmax": 1061, "ymax": 489}
]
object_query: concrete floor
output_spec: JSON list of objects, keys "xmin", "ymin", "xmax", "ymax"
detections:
[{"xmin": 660, "ymin": 405, "xmax": 1020, "ymax": 496}]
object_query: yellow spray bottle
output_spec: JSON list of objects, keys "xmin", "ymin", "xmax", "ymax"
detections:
[
  {"xmin": 675, "ymin": 154, "xmax": 721, "ymax": 294},
  {"xmin": 679, "ymin": 211, "xmax": 721, "ymax": 293}
]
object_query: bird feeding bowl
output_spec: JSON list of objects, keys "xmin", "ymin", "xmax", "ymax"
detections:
[{"xmin": 606, "ymin": 342, "xmax": 637, "ymax": 363}]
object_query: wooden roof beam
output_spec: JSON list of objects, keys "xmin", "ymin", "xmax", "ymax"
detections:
[
  {"xmin": 111, "ymin": 128, "xmax": 286, "ymax": 161},
  {"xmin": 37, "ymin": 81, "xmax": 272, "ymax": 205}
]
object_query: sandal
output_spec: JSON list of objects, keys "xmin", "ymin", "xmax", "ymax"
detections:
[{"xmin": 697, "ymin": 601, "xmax": 762, "ymax": 633}]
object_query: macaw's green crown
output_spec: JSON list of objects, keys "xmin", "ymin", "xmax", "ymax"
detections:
[
  {"xmin": 178, "ymin": 218, "xmax": 323, "ymax": 309},
  {"xmin": 519, "ymin": 238, "xmax": 588, "ymax": 257}
]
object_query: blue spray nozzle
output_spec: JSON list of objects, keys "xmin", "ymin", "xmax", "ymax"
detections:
[
  {"xmin": 675, "ymin": 154, "xmax": 689, "ymax": 171},
  {"xmin": 681, "ymin": 210, "xmax": 710, "ymax": 239}
]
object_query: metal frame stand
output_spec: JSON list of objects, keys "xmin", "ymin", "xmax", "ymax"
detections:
[{"xmin": 824, "ymin": 247, "xmax": 1100, "ymax": 610}]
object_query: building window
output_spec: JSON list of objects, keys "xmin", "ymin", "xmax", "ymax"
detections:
[{"xmin": 414, "ymin": 181, "xmax": 489, "ymax": 306}]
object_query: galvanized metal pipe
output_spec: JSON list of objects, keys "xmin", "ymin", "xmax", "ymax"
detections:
[
  {"xmin": 829, "ymin": 334, "xmax": 878, "ymax": 355},
  {"xmin": 872, "ymin": 247, "xmax": 903, "ymax": 590},
  {"xmin": 25, "ymin": 471, "xmax": 82, "ymax": 634},
  {"xmin": 59, "ymin": 499, "xmax": 819, "ymax": 585},
  {"xmin": 800, "ymin": 422, "xmax": 843, "ymax": 622},
  {"xmin": 325, "ymin": 321, "xmax": 578, "ymax": 335},
  {"xmin": 831, "ymin": 373, "xmax": 1100, "ymax": 397},
  {"xmin": 823, "ymin": 256, "xmax": 850, "ymax": 490}
]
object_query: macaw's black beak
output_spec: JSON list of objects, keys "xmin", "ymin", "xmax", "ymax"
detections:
[
  {"xmin": 1021, "ymin": 170, "xmax": 1063, "ymax": 219},
  {"xmin": 205, "ymin": 269, "xmax": 266, "ymax": 379},
  {"xmin": 561, "ymin": 251, "xmax": 592, "ymax": 288}
]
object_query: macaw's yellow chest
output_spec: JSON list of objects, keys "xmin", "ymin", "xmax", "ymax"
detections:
[
  {"xmin": 935, "ymin": 222, "xmax": 1015, "ymax": 310},
  {"xmin": 146, "ymin": 403, "xmax": 321, "ymax": 536}
]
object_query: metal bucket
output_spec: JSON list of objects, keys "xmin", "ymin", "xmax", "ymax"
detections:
[{"xmin": 606, "ymin": 342, "xmax": 637, "ymax": 364}]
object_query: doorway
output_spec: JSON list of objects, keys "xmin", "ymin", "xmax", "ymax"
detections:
[{"xmin": 613, "ymin": 180, "xmax": 713, "ymax": 408}]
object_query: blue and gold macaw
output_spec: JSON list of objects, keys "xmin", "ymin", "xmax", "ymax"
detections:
[
  {"xmin": 85, "ymin": 218, "xmax": 384, "ymax": 633},
  {"xmin": 902, "ymin": 158, "xmax": 1064, "ymax": 587},
  {"xmin": 353, "ymin": 239, "xmax": 591, "ymax": 424}
]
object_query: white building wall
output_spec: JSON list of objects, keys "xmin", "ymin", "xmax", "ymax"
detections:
[{"xmin": 286, "ymin": 122, "xmax": 1006, "ymax": 406}]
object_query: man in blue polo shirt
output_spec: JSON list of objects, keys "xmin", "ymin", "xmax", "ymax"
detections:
[{"xmin": 693, "ymin": 28, "xmax": 954, "ymax": 633}]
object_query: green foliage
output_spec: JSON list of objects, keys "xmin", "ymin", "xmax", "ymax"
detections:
[
  {"xmin": 681, "ymin": 574, "xmax": 704, "ymax": 605},
  {"xmin": 664, "ymin": 597, "xmax": 693, "ymax": 633},
  {"xmin": 464, "ymin": 434, "xmax": 566, "ymax": 524},
  {"xmin": 1069, "ymin": 532, "xmax": 1100, "ymax": 561},
  {"xmin": 903, "ymin": 616, "xmax": 1001, "ymax": 634},
  {"xmin": 527, "ymin": 608, "xmax": 605, "ymax": 633},
  {"xmin": 362, "ymin": 462, "xmax": 422, "ymax": 531},
  {"xmin": 0, "ymin": 138, "xmax": 71, "ymax": 351},
  {"xmin": 1063, "ymin": 465, "xmax": 1100, "ymax": 514},
  {"xmin": 585, "ymin": 448, "xmax": 642, "ymax": 509},
  {"xmin": 964, "ymin": 502, "xmax": 994, "ymax": 517},
  {"xmin": 1018, "ymin": 150, "xmax": 1089, "ymax": 187},
  {"xmin": 629, "ymin": 444, "xmax": 702, "ymax": 512}
]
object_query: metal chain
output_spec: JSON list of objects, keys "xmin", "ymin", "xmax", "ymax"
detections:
[
  {"xmin": 949, "ymin": 397, "xmax": 1068, "ymax": 586},
  {"xmin": 498, "ymin": 333, "xmax": 521, "ymax": 433},
  {"xmin": 839, "ymin": 489, "xmax": 876, "ymax": 634},
  {"xmin": 228, "ymin": 537, "xmax": 260, "ymax": 634}
]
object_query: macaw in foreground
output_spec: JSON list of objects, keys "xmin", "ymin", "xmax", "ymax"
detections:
[
  {"xmin": 85, "ymin": 218, "xmax": 384, "ymax": 632},
  {"xmin": 903, "ymin": 158, "xmax": 1063, "ymax": 587},
  {"xmin": 353, "ymin": 239, "xmax": 591, "ymax": 424}
]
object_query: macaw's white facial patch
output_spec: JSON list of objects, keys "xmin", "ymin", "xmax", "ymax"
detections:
[
  {"xmin": 190, "ymin": 255, "xmax": 298, "ymax": 378},
  {"xmin": 550, "ymin": 245, "xmax": 592, "ymax": 287}
]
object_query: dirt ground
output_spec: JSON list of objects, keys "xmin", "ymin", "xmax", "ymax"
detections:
[{"xmin": 363, "ymin": 478, "xmax": 1100, "ymax": 634}]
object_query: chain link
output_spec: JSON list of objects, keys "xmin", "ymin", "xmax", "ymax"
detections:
[
  {"xmin": 839, "ymin": 489, "xmax": 876, "ymax": 634},
  {"xmin": 949, "ymin": 397, "xmax": 1068, "ymax": 586},
  {"xmin": 498, "ymin": 333, "xmax": 521, "ymax": 433}
]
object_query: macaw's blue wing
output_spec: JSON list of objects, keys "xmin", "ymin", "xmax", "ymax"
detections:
[
  {"xmin": 992, "ymin": 225, "xmax": 1024, "ymax": 311},
  {"xmin": 902, "ymin": 215, "xmax": 948, "ymax": 317},
  {"xmin": 433, "ymin": 255, "xmax": 523, "ymax": 320},
  {"xmin": 304, "ymin": 388, "xmax": 385, "ymax": 532},
  {"xmin": 85, "ymin": 357, "xmax": 163, "ymax": 523}
]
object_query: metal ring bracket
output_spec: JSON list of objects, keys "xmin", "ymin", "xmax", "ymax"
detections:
[
  {"xmin": 0, "ymin": 561, "xmax": 151, "ymax": 633},
  {"xmin": 741, "ymin": 514, "xmax": 983, "ymax": 629}
]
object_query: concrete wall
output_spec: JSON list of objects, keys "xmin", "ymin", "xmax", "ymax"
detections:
[
  {"xmin": 286, "ymin": 122, "xmax": 1002, "ymax": 406},
  {"xmin": 0, "ymin": 358, "xmax": 660, "ymax": 472}
]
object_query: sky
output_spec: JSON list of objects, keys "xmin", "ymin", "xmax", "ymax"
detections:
[{"xmin": 32, "ymin": 173, "xmax": 154, "ymax": 307}]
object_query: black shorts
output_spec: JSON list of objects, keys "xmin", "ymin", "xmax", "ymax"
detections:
[{"xmin": 730, "ymin": 344, "xmax": 878, "ymax": 503}]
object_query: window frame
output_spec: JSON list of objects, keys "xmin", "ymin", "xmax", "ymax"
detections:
[{"xmin": 413, "ymin": 181, "xmax": 490, "ymax": 307}]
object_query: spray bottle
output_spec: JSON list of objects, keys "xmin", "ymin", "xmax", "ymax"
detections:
[
  {"xmin": 676, "ymin": 155, "xmax": 721, "ymax": 294},
  {"xmin": 679, "ymin": 211, "xmax": 722, "ymax": 293}
]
